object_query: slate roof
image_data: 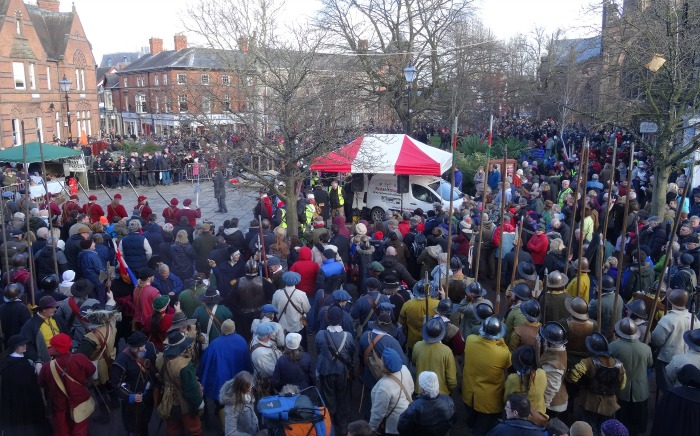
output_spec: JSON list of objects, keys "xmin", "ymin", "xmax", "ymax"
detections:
[
  {"xmin": 99, "ymin": 52, "xmax": 143, "ymax": 68},
  {"xmin": 550, "ymin": 36, "xmax": 601, "ymax": 66},
  {"xmin": 25, "ymin": 4, "xmax": 74, "ymax": 61}
]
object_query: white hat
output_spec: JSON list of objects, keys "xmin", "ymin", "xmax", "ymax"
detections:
[
  {"xmin": 285, "ymin": 332, "xmax": 302, "ymax": 350},
  {"xmin": 13, "ymin": 212, "xmax": 24, "ymax": 220},
  {"xmin": 62, "ymin": 270, "xmax": 76, "ymax": 282},
  {"xmin": 307, "ymin": 193, "xmax": 315, "ymax": 199},
  {"xmin": 419, "ymin": 371, "xmax": 440, "ymax": 398}
]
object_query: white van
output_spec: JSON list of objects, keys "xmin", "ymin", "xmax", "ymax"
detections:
[{"xmin": 352, "ymin": 174, "xmax": 465, "ymax": 222}]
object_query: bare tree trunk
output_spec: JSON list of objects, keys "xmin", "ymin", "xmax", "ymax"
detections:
[{"xmin": 651, "ymin": 158, "xmax": 672, "ymax": 217}]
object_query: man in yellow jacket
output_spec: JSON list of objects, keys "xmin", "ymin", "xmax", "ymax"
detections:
[
  {"xmin": 412, "ymin": 317, "xmax": 457, "ymax": 395},
  {"xmin": 462, "ymin": 316, "xmax": 511, "ymax": 436},
  {"xmin": 566, "ymin": 257, "xmax": 591, "ymax": 302},
  {"xmin": 399, "ymin": 281, "xmax": 440, "ymax": 355}
]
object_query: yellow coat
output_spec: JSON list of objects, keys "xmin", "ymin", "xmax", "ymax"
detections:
[
  {"xmin": 504, "ymin": 368, "xmax": 548, "ymax": 415},
  {"xmin": 399, "ymin": 297, "xmax": 439, "ymax": 350},
  {"xmin": 412, "ymin": 340, "xmax": 457, "ymax": 395},
  {"xmin": 566, "ymin": 273, "xmax": 590, "ymax": 303},
  {"xmin": 462, "ymin": 334, "xmax": 511, "ymax": 413}
]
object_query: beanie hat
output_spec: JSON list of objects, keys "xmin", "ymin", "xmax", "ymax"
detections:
[
  {"xmin": 355, "ymin": 222, "xmax": 367, "ymax": 235},
  {"xmin": 418, "ymin": 371, "xmax": 440, "ymax": 398},
  {"xmin": 50, "ymin": 333, "xmax": 72, "ymax": 354},
  {"xmin": 570, "ymin": 421, "xmax": 594, "ymax": 436},
  {"xmin": 163, "ymin": 223, "xmax": 174, "ymax": 233},
  {"xmin": 153, "ymin": 295, "xmax": 170, "ymax": 312},
  {"xmin": 183, "ymin": 199, "xmax": 192, "ymax": 206},
  {"xmin": 382, "ymin": 348, "xmax": 403, "ymax": 373},
  {"xmin": 285, "ymin": 332, "xmax": 302, "ymax": 350},
  {"xmin": 170, "ymin": 198, "xmax": 179, "ymax": 206},
  {"xmin": 99, "ymin": 216, "xmax": 108, "ymax": 225},
  {"xmin": 600, "ymin": 419, "xmax": 629, "ymax": 436},
  {"xmin": 221, "ymin": 319, "xmax": 236, "ymax": 335},
  {"xmin": 328, "ymin": 306, "xmax": 343, "ymax": 326},
  {"xmin": 256, "ymin": 322, "xmax": 276, "ymax": 338}
]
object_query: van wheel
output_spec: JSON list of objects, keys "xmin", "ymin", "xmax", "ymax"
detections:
[{"xmin": 370, "ymin": 207, "xmax": 385, "ymax": 223}]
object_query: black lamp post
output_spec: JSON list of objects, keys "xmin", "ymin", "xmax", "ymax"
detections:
[
  {"xmin": 59, "ymin": 75, "xmax": 72, "ymax": 140},
  {"xmin": 403, "ymin": 64, "xmax": 417, "ymax": 135}
]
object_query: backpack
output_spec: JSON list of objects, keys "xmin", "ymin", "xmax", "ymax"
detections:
[
  {"xmin": 364, "ymin": 332, "xmax": 386, "ymax": 380},
  {"xmin": 410, "ymin": 232, "xmax": 427, "ymax": 259}
]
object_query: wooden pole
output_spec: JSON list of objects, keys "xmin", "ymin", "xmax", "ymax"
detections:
[
  {"xmin": 510, "ymin": 220, "xmax": 524, "ymax": 286},
  {"xmin": 472, "ymin": 114, "xmax": 493, "ymax": 282},
  {"xmin": 612, "ymin": 143, "xmax": 635, "ymax": 328},
  {"xmin": 601, "ymin": 141, "xmax": 618, "ymax": 244},
  {"xmin": 597, "ymin": 238, "xmax": 604, "ymax": 333},
  {"xmin": 644, "ymin": 157, "xmax": 692, "ymax": 343},
  {"xmin": 576, "ymin": 141, "xmax": 590, "ymax": 297},
  {"xmin": 445, "ymin": 117, "xmax": 458, "ymax": 289},
  {"xmin": 565, "ymin": 149, "xmax": 586, "ymax": 267},
  {"xmin": 495, "ymin": 145, "xmax": 507, "ymax": 311},
  {"xmin": 21, "ymin": 121, "xmax": 35, "ymax": 306}
]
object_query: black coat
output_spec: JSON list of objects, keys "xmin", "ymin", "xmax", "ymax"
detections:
[
  {"xmin": 330, "ymin": 234, "xmax": 350, "ymax": 265},
  {"xmin": 397, "ymin": 394, "xmax": 455, "ymax": 436},
  {"xmin": 486, "ymin": 419, "xmax": 546, "ymax": 436},
  {"xmin": 0, "ymin": 355, "xmax": 49, "ymax": 435},
  {"xmin": 651, "ymin": 372, "xmax": 700, "ymax": 436},
  {"xmin": 0, "ymin": 300, "xmax": 31, "ymax": 348}
]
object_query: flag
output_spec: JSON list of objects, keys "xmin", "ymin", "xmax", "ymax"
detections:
[{"xmin": 115, "ymin": 250, "xmax": 137, "ymax": 285}]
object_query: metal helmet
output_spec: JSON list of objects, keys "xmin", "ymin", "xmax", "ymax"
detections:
[
  {"xmin": 651, "ymin": 280, "xmax": 668, "ymax": 295},
  {"xmin": 624, "ymin": 299, "xmax": 648, "ymax": 320},
  {"xmin": 245, "ymin": 258, "xmax": 258, "ymax": 275},
  {"xmin": 520, "ymin": 299, "xmax": 541, "ymax": 322},
  {"xmin": 516, "ymin": 262, "xmax": 537, "ymax": 281},
  {"xmin": 585, "ymin": 332, "xmax": 610, "ymax": 356},
  {"xmin": 601, "ymin": 274, "xmax": 616, "ymax": 292},
  {"xmin": 436, "ymin": 299, "xmax": 455, "ymax": 316},
  {"xmin": 615, "ymin": 317, "xmax": 640, "ymax": 340},
  {"xmin": 473, "ymin": 302, "xmax": 494, "ymax": 322},
  {"xmin": 573, "ymin": 257, "xmax": 590, "ymax": 273},
  {"xmin": 11, "ymin": 253, "xmax": 27, "ymax": 268},
  {"xmin": 565, "ymin": 296, "xmax": 589, "ymax": 321},
  {"xmin": 547, "ymin": 271, "xmax": 569, "ymax": 289},
  {"xmin": 40, "ymin": 274, "xmax": 59, "ymax": 292},
  {"xmin": 3, "ymin": 282, "xmax": 24, "ymax": 301},
  {"xmin": 539, "ymin": 321, "xmax": 567, "ymax": 345},
  {"xmin": 449, "ymin": 257, "xmax": 462, "ymax": 271},
  {"xmin": 668, "ymin": 289, "xmax": 689, "ymax": 307},
  {"xmin": 512, "ymin": 283, "xmax": 532, "ymax": 301},
  {"xmin": 480, "ymin": 316, "xmax": 505, "ymax": 340},
  {"xmin": 467, "ymin": 281, "xmax": 486, "ymax": 297},
  {"xmin": 422, "ymin": 317, "xmax": 447, "ymax": 343}
]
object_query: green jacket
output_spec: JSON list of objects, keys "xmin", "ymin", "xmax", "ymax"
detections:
[
  {"xmin": 192, "ymin": 304, "xmax": 233, "ymax": 342},
  {"xmin": 412, "ymin": 340, "xmax": 457, "ymax": 395},
  {"xmin": 504, "ymin": 304, "xmax": 527, "ymax": 345},
  {"xmin": 609, "ymin": 338, "xmax": 653, "ymax": 402}
]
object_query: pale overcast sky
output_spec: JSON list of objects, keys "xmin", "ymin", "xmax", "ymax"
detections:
[{"xmin": 62, "ymin": 0, "xmax": 600, "ymax": 64}]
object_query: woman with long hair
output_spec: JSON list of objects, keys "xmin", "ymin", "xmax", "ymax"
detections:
[
  {"xmin": 270, "ymin": 226, "xmax": 289, "ymax": 262},
  {"xmin": 219, "ymin": 371, "xmax": 260, "ymax": 436}
]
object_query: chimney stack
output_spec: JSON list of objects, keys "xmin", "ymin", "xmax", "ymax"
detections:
[
  {"xmin": 238, "ymin": 37, "xmax": 249, "ymax": 53},
  {"xmin": 37, "ymin": 0, "xmax": 60, "ymax": 12},
  {"xmin": 174, "ymin": 34, "xmax": 188, "ymax": 51},
  {"xmin": 149, "ymin": 38, "xmax": 163, "ymax": 56}
]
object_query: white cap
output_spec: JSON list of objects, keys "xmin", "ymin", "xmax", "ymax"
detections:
[
  {"xmin": 285, "ymin": 332, "xmax": 302, "ymax": 350},
  {"xmin": 419, "ymin": 371, "xmax": 440, "ymax": 398}
]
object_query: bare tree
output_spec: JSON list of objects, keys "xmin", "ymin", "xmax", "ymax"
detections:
[{"xmin": 185, "ymin": 0, "xmax": 367, "ymax": 235}]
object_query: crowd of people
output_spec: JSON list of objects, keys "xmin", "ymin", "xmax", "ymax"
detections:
[{"xmin": 1, "ymin": 120, "xmax": 700, "ymax": 436}]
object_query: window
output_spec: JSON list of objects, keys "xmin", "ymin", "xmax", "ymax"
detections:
[
  {"xmin": 36, "ymin": 117, "xmax": 43, "ymax": 142},
  {"xmin": 135, "ymin": 93, "xmax": 146, "ymax": 113},
  {"xmin": 155, "ymin": 96, "xmax": 160, "ymax": 112},
  {"xmin": 12, "ymin": 119, "xmax": 21, "ymax": 145},
  {"xmin": 16, "ymin": 18, "xmax": 20, "ymax": 35},
  {"xmin": 136, "ymin": 76, "xmax": 144, "ymax": 87},
  {"xmin": 123, "ymin": 77, "xmax": 128, "ymax": 87},
  {"xmin": 155, "ymin": 75, "xmax": 159, "ymax": 86},
  {"xmin": 164, "ymin": 96, "xmax": 171, "ymax": 113},
  {"xmin": 46, "ymin": 66, "xmax": 51, "ymax": 90},
  {"xmin": 178, "ymin": 95, "xmax": 188, "ymax": 112},
  {"xmin": 202, "ymin": 96, "xmax": 211, "ymax": 113},
  {"xmin": 81, "ymin": 69, "xmax": 86, "ymax": 91},
  {"xmin": 162, "ymin": 74, "xmax": 168, "ymax": 85},
  {"xmin": 222, "ymin": 75, "xmax": 230, "ymax": 85},
  {"xmin": 201, "ymin": 74, "xmax": 210, "ymax": 85},
  {"xmin": 55, "ymin": 112, "xmax": 60, "ymax": 140},
  {"xmin": 28, "ymin": 63, "xmax": 36, "ymax": 89},
  {"xmin": 124, "ymin": 96, "xmax": 129, "ymax": 111},
  {"xmin": 13, "ymin": 62, "xmax": 25, "ymax": 89},
  {"xmin": 177, "ymin": 74, "xmax": 187, "ymax": 85},
  {"xmin": 75, "ymin": 68, "xmax": 80, "ymax": 90},
  {"xmin": 223, "ymin": 94, "xmax": 231, "ymax": 112},
  {"xmin": 86, "ymin": 111, "xmax": 91, "ymax": 136},
  {"xmin": 105, "ymin": 92, "xmax": 113, "ymax": 109},
  {"xmin": 411, "ymin": 184, "xmax": 439, "ymax": 203}
]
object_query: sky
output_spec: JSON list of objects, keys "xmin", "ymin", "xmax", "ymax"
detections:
[{"xmin": 61, "ymin": 0, "xmax": 600, "ymax": 64}]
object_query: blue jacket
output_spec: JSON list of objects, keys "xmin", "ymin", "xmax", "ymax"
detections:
[
  {"xmin": 78, "ymin": 249, "xmax": 105, "ymax": 289},
  {"xmin": 315, "ymin": 329, "xmax": 355, "ymax": 376},
  {"xmin": 317, "ymin": 304, "xmax": 354, "ymax": 333},
  {"xmin": 271, "ymin": 352, "xmax": 315, "ymax": 391},
  {"xmin": 358, "ymin": 330, "xmax": 406, "ymax": 388},
  {"xmin": 197, "ymin": 333, "xmax": 252, "ymax": 401},
  {"xmin": 350, "ymin": 291, "xmax": 390, "ymax": 328},
  {"xmin": 487, "ymin": 171, "xmax": 501, "ymax": 191},
  {"xmin": 153, "ymin": 272, "xmax": 184, "ymax": 296},
  {"xmin": 121, "ymin": 233, "xmax": 148, "ymax": 272},
  {"xmin": 315, "ymin": 259, "xmax": 346, "ymax": 292}
]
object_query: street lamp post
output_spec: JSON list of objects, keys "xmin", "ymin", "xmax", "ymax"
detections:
[
  {"xmin": 59, "ymin": 75, "xmax": 72, "ymax": 141},
  {"xmin": 403, "ymin": 64, "xmax": 417, "ymax": 135}
]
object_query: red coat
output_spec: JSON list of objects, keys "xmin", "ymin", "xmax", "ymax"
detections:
[
  {"xmin": 106, "ymin": 202, "xmax": 128, "ymax": 222},
  {"xmin": 526, "ymin": 232, "xmax": 549, "ymax": 265},
  {"xmin": 137, "ymin": 204, "xmax": 153, "ymax": 218},
  {"xmin": 174, "ymin": 207, "xmax": 201, "ymax": 227},
  {"xmin": 289, "ymin": 246, "xmax": 320, "ymax": 296},
  {"xmin": 133, "ymin": 284, "xmax": 160, "ymax": 329},
  {"xmin": 398, "ymin": 220, "xmax": 410, "ymax": 237},
  {"xmin": 82, "ymin": 202, "xmax": 104, "ymax": 223},
  {"xmin": 162, "ymin": 206, "xmax": 180, "ymax": 225},
  {"xmin": 38, "ymin": 352, "xmax": 94, "ymax": 413}
]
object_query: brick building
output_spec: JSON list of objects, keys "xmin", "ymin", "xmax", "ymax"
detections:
[{"xmin": 0, "ymin": 0, "xmax": 98, "ymax": 147}]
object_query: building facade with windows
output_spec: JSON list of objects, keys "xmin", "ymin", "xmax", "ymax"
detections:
[{"xmin": 0, "ymin": 0, "xmax": 99, "ymax": 147}]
